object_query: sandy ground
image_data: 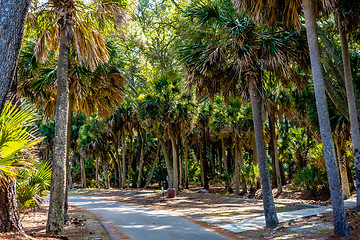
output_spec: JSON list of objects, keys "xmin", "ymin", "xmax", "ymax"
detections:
[{"xmin": 0, "ymin": 204, "xmax": 111, "ymax": 240}]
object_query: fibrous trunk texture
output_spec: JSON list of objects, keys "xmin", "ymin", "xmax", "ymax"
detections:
[
  {"xmin": 0, "ymin": 0, "xmax": 29, "ymax": 114},
  {"xmin": 47, "ymin": 23, "xmax": 71, "ymax": 235},
  {"xmin": 249, "ymin": 78, "xmax": 278, "ymax": 228},
  {"xmin": 160, "ymin": 138, "xmax": 173, "ymax": 188},
  {"xmin": 303, "ymin": 0, "xmax": 350, "ymax": 236},
  {"xmin": 0, "ymin": 180, "xmax": 22, "ymax": 232}
]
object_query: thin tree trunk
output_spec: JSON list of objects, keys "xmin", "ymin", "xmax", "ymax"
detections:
[
  {"xmin": 47, "ymin": 22, "xmax": 71, "ymax": 235},
  {"xmin": 103, "ymin": 157, "xmax": 110, "ymax": 189},
  {"xmin": 127, "ymin": 132, "xmax": 133, "ymax": 188},
  {"xmin": 234, "ymin": 140, "xmax": 240, "ymax": 195},
  {"xmin": 170, "ymin": 135, "xmax": 179, "ymax": 194},
  {"xmin": 114, "ymin": 142, "xmax": 121, "ymax": 188},
  {"xmin": 202, "ymin": 127, "xmax": 209, "ymax": 189},
  {"xmin": 184, "ymin": 139, "xmax": 189, "ymax": 189},
  {"xmin": 144, "ymin": 141, "xmax": 160, "ymax": 189},
  {"xmin": 249, "ymin": 78, "xmax": 278, "ymax": 228},
  {"xmin": 335, "ymin": 137, "xmax": 351, "ymax": 198},
  {"xmin": 339, "ymin": 20, "xmax": 360, "ymax": 212},
  {"xmin": 64, "ymin": 94, "xmax": 74, "ymax": 221},
  {"xmin": 252, "ymin": 133, "xmax": 261, "ymax": 189},
  {"xmin": 80, "ymin": 158, "xmax": 86, "ymax": 188},
  {"xmin": 200, "ymin": 145, "xmax": 204, "ymax": 187},
  {"xmin": 0, "ymin": 0, "xmax": 29, "ymax": 115},
  {"xmin": 96, "ymin": 157, "xmax": 99, "ymax": 187},
  {"xmin": 121, "ymin": 134, "xmax": 126, "ymax": 189},
  {"xmin": 222, "ymin": 138, "xmax": 228, "ymax": 174},
  {"xmin": 160, "ymin": 138, "xmax": 173, "ymax": 188},
  {"xmin": 137, "ymin": 131, "xmax": 146, "ymax": 188},
  {"xmin": 303, "ymin": 0, "xmax": 350, "ymax": 236},
  {"xmin": 0, "ymin": 180, "xmax": 22, "ymax": 233},
  {"xmin": 270, "ymin": 114, "xmax": 282, "ymax": 194},
  {"xmin": 239, "ymin": 141, "xmax": 247, "ymax": 193}
]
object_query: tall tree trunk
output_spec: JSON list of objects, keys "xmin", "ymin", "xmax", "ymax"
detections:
[
  {"xmin": 339, "ymin": 20, "xmax": 360, "ymax": 212},
  {"xmin": 128, "ymin": 132, "xmax": 133, "ymax": 188},
  {"xmin": 121, "ymin": 134, "xmax": 126, "ymax": 189},
  {"xmin": 222, "ymin": 138, "xmax": 228, "ymax": 174},
  {"xmin": 64, "ymin": 94, "xmax": 74, "ymax": 221},
  {"xmin": 103, "ymin": 157, "xmax": 110, "ymax": 189},
  {"xmin": 96, "ymin": 157, "xmax": 99, "ymax": 187},
  {"xmin": 252, "ymin": 133, "xmax": 261, "ymax": 189},
  {"xmin": 202, "ymin": 127, "xmax": 209, "ymax": 189},
  {"xmin": 249, "ymin": 78, "xmax": 278, "ymax": 228},
  {"xmin": 239, "ymin": 141, "xmax": 247, "ymax": 193},
  {"xmin": 0, "ymin": 180, "xmax": 22, "ymax": 233},
  {"xmin": 137, "ymin": 131, "xmax": 146, "ymax": 188},
  {"xmin": 80, "ymin": 158, "xmax": 86, "ymax": 188},
  {"xmin": 170, "ymin": 135, "xmax": 179, "ymax": 194},
  {"xmin": 303, "ymin": 0, "xmax": 350, "ymax": 236},
  {"xmin": 160, "ymin": 138, "xmax": 173, "ymax": 188},
  {"xmin": 269, "ymin": 114, "xmax": 282, "ymax": 194},
  {"xmin": 234, "ymin": 140, "xmax": 240, "ymax": 195},
  {"xmin": 335, "ymin": 137, "xmax": 351, "ymax": 198},
  {"xmin": 114, "ymin": 143, "xmax": 121, "ymax": 188},
  {"xmin": 144, "ymin": 141, "xmax": 160, "ymax": 189},
  {"xmin": 184, "ymin": 139, "xmax": 189, "ymax": 189},
  {"xmin": 47, "ymin": 23, "xmax": 71, "ymax": 235},
  {"xmin": 0, "ymin": 0, "xmax": 29, "ymax": 114},
  {"xmin": 199, "ymin": 145, "xmax": 204, "ymax": 187}
]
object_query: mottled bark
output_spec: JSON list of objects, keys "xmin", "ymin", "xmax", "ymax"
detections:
[
  {"xmin": 0, "ymin": 0, "xmax": 29, "ymax": 114},
  {"xmin": 170, "ymin": 135, "xmax": 179, "ymax": 194},
  {"xmin": 0, "ymin": 180, "xmax": 22, "ymax": 232},
  {"xmin": 121, "ymin": 134, "xmax": 126, "ymax": 189},
  {"xmin": 136, "ymin": 131, "xmax": 146, "ymax": 188},
  {"xmin": 339, "ymin": 22, "xmax": 360, "ymax": 212},
  {"xmin": 184, "ymin": 139, "xmax": 189, "ymax": 189},
  {"xmin": 160, "ymin": 138, "xmax": 173, "ymax": 188},
  {"xmin": 303, "ymin": 0, "xmax": 350, "ymax": 236},
  {"xmin": 47, "ymin": 23, "xmax": 71, "ymax": 235},
  {"xmin": 249, "ymin": 78, "xmax": 278, "ymax": 228},
  {"xmin": 80, "ymin": 158, "xmax": 86, "ymax": 188}
]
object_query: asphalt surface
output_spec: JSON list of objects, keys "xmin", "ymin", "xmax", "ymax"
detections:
[{"xmin": 69, "ymin": 195, "xmax": 230, "ymax": 240}]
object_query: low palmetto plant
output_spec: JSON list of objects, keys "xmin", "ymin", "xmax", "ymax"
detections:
[{"xmin": 16, "ymin": 161, "xmax": 51, "ymax": 211}]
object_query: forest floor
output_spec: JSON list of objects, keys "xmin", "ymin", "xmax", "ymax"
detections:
[
  {"xmin": 68, "ymin": 185, "xmax": 360, "ymax": 239},
  {"xmin": 0, "ymin": 203, "xmax": 111, "ymax": 240}
]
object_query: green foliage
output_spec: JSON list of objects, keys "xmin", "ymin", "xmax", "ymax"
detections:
[
  {"xmin": 16, "ymin": 161, "xmax": 51, "ymax": 211},
  {"xmin": 240, "ymin": 164, "xmax": 259, "ymax": 189},
  {"xmin": 293, "ymin": 164, "xmax": 328, "ymax": 195}
]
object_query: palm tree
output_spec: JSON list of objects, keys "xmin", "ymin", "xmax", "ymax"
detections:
[
  {"xmin": 26, "ymin": 0, "xmax": 129, "ymax": 234},
  {"xmin": 232, "ymin": 0, "xmax": 351, "ymax": 236},
  {"xmin": 335, "ymin": 0, "xmax": 360, "ymax": 212},
  {"xmin": 0, "ymin": 102, "xmax": 43, "ymax": 232},
  {"xmin": 0, "ymin": 0, "xmax": 30, "ymax": 114},
  {"xmin": 180, "ymin": 0, "xmax": 308, "ymax": 227}
]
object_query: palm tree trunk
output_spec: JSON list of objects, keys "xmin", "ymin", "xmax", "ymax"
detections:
[
  {"xmin": 335, "ymin": 137, "xmax": 351, "ymax": 198},
  {"xmin": 137, "ymin": 131, "xmax": 146, "ymax": 188},
  {"xmin": 145, "ymin": 141, "xmax": 160, "ymax": 189},
  {"xmin": 0, "ymin": 0, "xmax": 29, "ymax": 115},
  {"xmin": 199, "ymin": 145, "xmax": 204, "ymax": 187},
  {"xmin": 46, "ymin": 23, "xmax": 71, "ymax": 235},
  {"xmin": 103, "ymin": 157, "xmax": 110, "ymax": 189},
  {"xmin": 249, "ymin": 78, "xmax": 278, "ymax": 228},
  {"xmin": 121, "ymin": 134, "xmax": 126, "ymax": 189},
  {"xmin": 269, "ymin": 113, "xmax": 282, "ymax": 194},
  {"xmin": 0, "ymin": 180, "xmax": 22, "ymax": 232},
  {"xmin": 128, "ymin": 132, "xmax": 133, "ymax": 188},
  {"xmin": 239, "ymin": 141, "xmax": 247, "ymax": 193},
  {"xmin": 80, "ymin": 158, "xmax": 86, "ymax": 188},
  {"xmin": 114, "ymin": 142, "xmax": 121, "ymax": 188},
  {"xmin": 222, "ymin": 138, "xmax": 228, "ymax": 174},
  {"xmin": 96, "ymin": 157, "xmax": 99, "ymax": 187},
  {"xmin": 303, "ymin": 0, "xmax": 350, "ymax": 236},
  {"xmin": 64, "ymin": 94, "xmax": 74, "ymax": 221},
  {"xmin": 170, "ymin": 135, "xmax": 179, "ymax": 194},
  {"xmin": 184, "ymin": 139, "xmax": 189, "ymax": 189},
  {"xmin": 234, "ymin": 140, "xmax": 240, "ymax": 195},
  {"xmin": 160, "ymin": 138, "xmax": 173, "ymax": 188},
  {"xmin": 339, "ymin": 20, "xmax": 360, "ymax": 211},
  {"xmin": 202, "ymin": 127, "xmax": 209, "ymax": 189}
]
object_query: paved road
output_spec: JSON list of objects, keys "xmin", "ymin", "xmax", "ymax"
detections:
[{"xmin": 69, "ymin": 195, "xmax": 230, "ymax": 240}]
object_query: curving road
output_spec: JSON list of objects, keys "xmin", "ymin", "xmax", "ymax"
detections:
[{"xmin": 69, "ymin": 195, "xmax": 230, "ymax": 240}]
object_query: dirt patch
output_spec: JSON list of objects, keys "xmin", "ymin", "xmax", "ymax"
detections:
[{"xmin": 0, "ymin": 204, "xmax": 111, "ymax": 240}]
